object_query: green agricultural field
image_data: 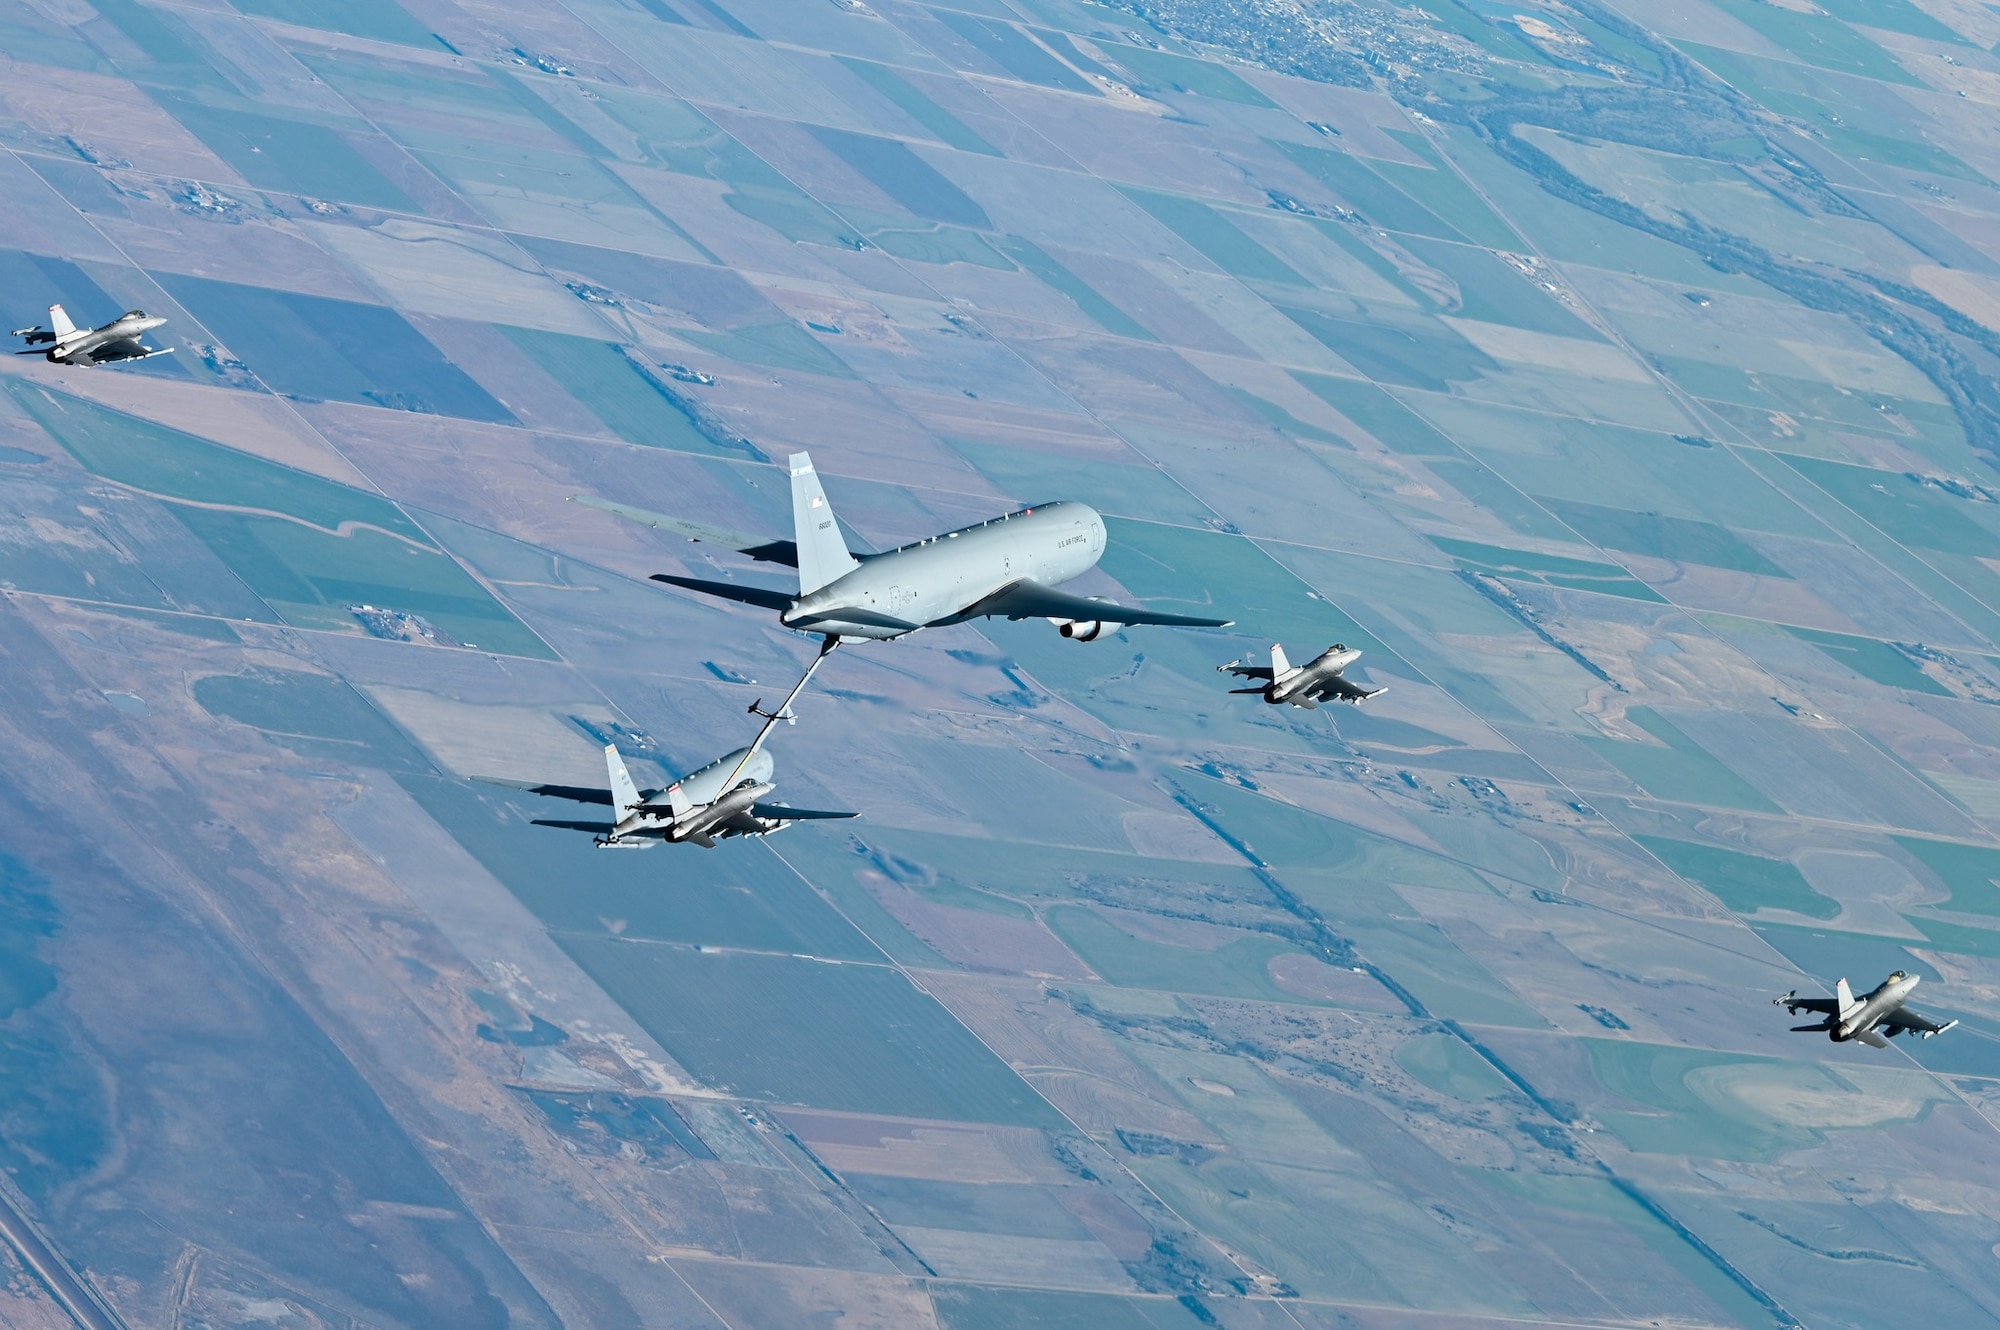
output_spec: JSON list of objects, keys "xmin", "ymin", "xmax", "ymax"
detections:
[
  {"xmin": 230, "ymin": 0, "xmax": 433, "ymax": 45},
  {"xmin": 1428, "ymin": 457, "xmax": 1581, "ymax": 541},
  {"xmin": 1100, "ymin": 516, "xmax": 1395, "ymax": 660},
  {"xmin": 499, "ymin": 327, "xmax": 735, "ymax": 454},
  {"xmin": 1474, "ymin": 1171, "xmax": 1784, "ymax": 1328},
  {"xmin": 1783, "ymin": 456, "xmax": 2000, "ymax": 556},
  {"xmin": 678, "ymin": 321, "xmax": 857, "ymax": 378},
  {"xmin": 830, "ymin": 823, "xmax": 1272, "ymax": 908},
  {"xmin": 1274, "ymin": 142, "xmax": 1463, "ymax": 240},
  {"xmin": 195, "ymin": 669, "xmax": 433, "ymax": 772},
  {"xmin": 1396, "ymin": 237, "xmax": 1597, "ymax": 339},
  {"xmin": 1291, "ymin": 372, "xmax": 1456, "ymax": 456},
  {"xmin": 845, "ymin": 1176, "xmax": 1091, "ymax": 1239},
  {"xmin": 952, "ymin": 439, "xmax": 1208, "ymax": 520},
  {"xmin": 299, "ymin": 50, "xmax": 534, "ymax": 128},
  {"xmin": 1431, "ymin": 537, "xmax": 1665, "ymax": 601},
  {"xmin": 866, "ymin": 224, "xmax": 1011, "ymax": 269},
  {"xmin": 559, "ymin": 940, "xmax": 1065, "ymax": 1125},
  {"xmin": 1341, "ymin": 919, "xmax": 1545, "ymax": 1026},
  {"xmin": 810, "ymin": 129, "xmax": 990, "ymax": 229},
  {"xmin": 1536, "ymin": 498, "xmax": 1788, "ymax": 576},
  {"xmin": 1095, "ymin": 41, "xmax": 1274, "ymax": 105},
  {"xmin": 1121, "ymin": 190, "xmax": 1305, "ymax": 287},
  {"xmin": 1633, "ymin": 836, "xmax": 1838, "ymax": 919},
  {"xmin": 1785, "ymin": 627, "xmax": 1948, "ymax": 695},
  {"xmin": 990, "ymin": 237, "xmax": 1153, "ymax": 339},
  {"xmin": 12, "ymin": 385, "xmax": 549, "ymax": 654},
  {"xmin": 1578, "ymin": 709, "xmax": 1781, "ymax": 812},
  {"xmin": 836, "ymin": 58, "xmax": 998, "ymax": 154},
  {"xmin": 1226, "ymin": 387, "xmax": 1344, "ymax": 443},
  {"xmin": 935, "ymin": 10, "xmax": 1096, "ymax": 93},
  {"xmin": 83, "ymin": 0, "xmax": 228, "ymax": 89},
  {"xmin": 11, "ymin": 384, "xmax": 422, "ymax": 538},
  {"xmin": 932, "ymin": 1287, "xmax": 1208, "ymax": 1330},
  {"xmin": 1045, "ymin": 906, "xmax": 1321, "ymax": 1004},
  {"xmin": 1277, "ymin": 304, "xmax": 1496, "ymax": 392},
  {"xmin": 1395, "ymin": 1032, "xmax": 1515, "ymax": 1101},
  {"xmin": 149, "ymin": 92, "xmax": 416, "ymax": 210},
  {"xmin": 1373, "ymin": 130, "xmax": 1523, "ymax": 251},
  {"xmin": 1581, "ymin": 1039, "xmax": 1942, "ymax": 1162},
  {"xmin": 173, "ymin": 508, "xmax": 550, "ymax": 656},
  {"xmin": 1893, "ymin": 836, "xmax": 2000, "ymax": 916},
  {"xmin": 1696, "ymin": 0, "xmax": 1918, "ymax": 84}
]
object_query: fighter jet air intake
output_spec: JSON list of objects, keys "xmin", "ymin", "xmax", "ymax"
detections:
[
  {"xmin": 621, "ymin": 451, "xmax": 1232, "ymax": 641},
  {"xmin": 1777, "ymin": 970, "xmax": 1957, "ymax": 1047},
  {"xmin": 14, "ymin": 304, "xmax": 171, "ymax": 366}
]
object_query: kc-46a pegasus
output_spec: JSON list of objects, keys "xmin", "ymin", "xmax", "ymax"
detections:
[
  {"xmin": 14, "ymin": 304, "xmax": 171, "ymax": 367},
  {"xmin": 488, "ymin": 644, "xmax": 853, "ymax": 848},
  {"xmin": 1777, "ymin": 969, "xmax": 1957, "ymax": 1048},
  {"xmin": 593, "ymin": 451, "xmax": 1231, "ymax": 642}
]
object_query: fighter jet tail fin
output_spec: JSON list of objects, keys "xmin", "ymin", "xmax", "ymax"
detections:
[
  {"xmin": 605, "ymin": 744, "xmax": 643, "ymax": 817},
  {"xmin": 1270, "ymin": 643, "xmax": 1293, "ymax": 679},
  {"xmin": 789, "ymin": 452, "xmax": 859, "ymax": 596},
  {"xmin": 48, "ymin": 304, "xmax": 77, "ymax": 344},
  {"xmin": 664, "ymin": 778, "xmax": 694, "ymax": 823},
  {"xmin": 1835, "ymin": 977, "xmax": 1860, "ymax": 1019}
]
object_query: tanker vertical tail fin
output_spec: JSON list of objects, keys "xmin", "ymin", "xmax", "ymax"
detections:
[{"xmin": 789, "ymin": 451, "xmax": 859, "ymax": 595}]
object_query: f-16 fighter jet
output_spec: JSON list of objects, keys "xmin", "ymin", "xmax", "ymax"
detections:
[
  {"xmin": 622, "ymin": 450, "xmax": 1231, "ymax": 642},
  {"xmin": 490, "ymin": 644, "xmax": 854, "ymax": 848},
  {"xmin": 14, "ymin": 304, "xmax": 171, "ymax": 366},
  {"xmin": 1777, "ymin": 970, "xmax": 1957, "ymax": 1048},
  {"xmin": 1220, "ymin": 643, "xmax": 1384, "ymax": 708}
]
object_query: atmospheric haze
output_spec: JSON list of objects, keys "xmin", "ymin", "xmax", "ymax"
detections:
[{"xmin": 4, "ymin": 0, "xmax": 2000, "ymax": 1327}]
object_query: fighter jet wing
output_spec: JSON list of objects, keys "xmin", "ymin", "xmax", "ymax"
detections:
[
  {"xmin": 749, "ymin": 802, "xmax": 857, "ymax": 822},
  {"xmin": 1221, "ymin": 662, "xmax": 1275, "ymax": 681},
  {"xmin": 1782, "ymin": 996, "xmax": 1839, "ymax": 1015},
  {"xmin": 573, "ymin": 495, "xmax": 801, "ymax": 567},
  {"xmin": 1306, "ymin": 674, "xmax": 1384, "ymax": 703},
  {"xmin": 963, "ymin": 579, "xmax": 1233, "ymax": 629},
  {"xmin": 1881, "ymin": 1006, "xmax": 1958, "ymax": 1037},
  {"xmin": 530, "ymin": 818, "xmax": 617, "ymax": 834},
  {"xmin": 91, "ymin": 337, "xmax": 165, "ymax": 364}
]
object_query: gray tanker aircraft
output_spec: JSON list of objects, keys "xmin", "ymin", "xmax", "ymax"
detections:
[
  {"xmin": 627, "ymin": 451, "xmax": 1231, "ymax": 642},
  {"xmin": 14, "ymin": 303, "xmax": 171, "ymax": 366},
  {"xmin": 1777, "ymin": 970, "xmax": 1957, "ymax": 1048},
  {"xmin": 487, "ymin": 646, "xmax": 853, "ymax": 848},
  {"xmin": 1221, "ymin": 643, "xmax": 1384, "ymax": 708}
]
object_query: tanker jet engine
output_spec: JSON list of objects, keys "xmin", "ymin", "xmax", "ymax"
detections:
[
  {"xmin": 1220, "ymin": 643, "xmax": 1384, "ymax": 708},
  {"xmin": 14, "ymin": 304, "xmax": 170, "ymax": 366},
  {"xmin": 1777, "ymin": 970, "xmax": 1957, "ymax": 1048},
  {"xmin": 634, "ymin": 451, "xmax": 1231, "ymax": 642},
  {"xmin": 488, "ymin": 645, "xmax": 853, "ymax": 848}
]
